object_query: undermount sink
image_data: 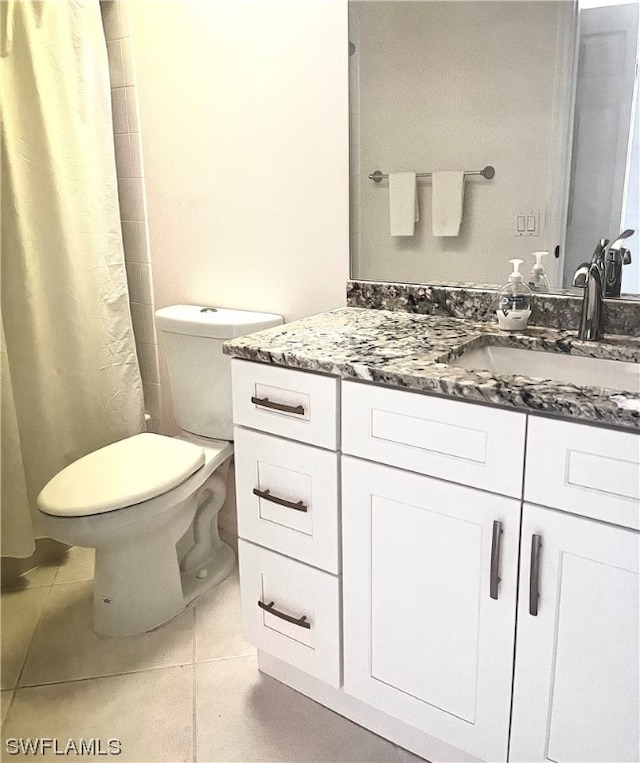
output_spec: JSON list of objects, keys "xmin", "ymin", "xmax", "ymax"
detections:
[{"xmin": 449, "ymin": 344, "xmax": 640, "ymax": 394}]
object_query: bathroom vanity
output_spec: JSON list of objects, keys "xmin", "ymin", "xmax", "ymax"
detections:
[{"xmin": 225, "ymin": 300, "xmax": 639, "ymax": 763}]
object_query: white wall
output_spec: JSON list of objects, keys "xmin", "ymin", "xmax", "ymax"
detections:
[
  {"xmin": 130, "ymin": 0, "xmax": 349, "ymax": 324},
  {"xmin": 129, "ymin": 0, "xmax": 349, "ymax": 434},
  {"xmin": 350, "ymin": 1, "xmax": 571, "ymax": 286}
]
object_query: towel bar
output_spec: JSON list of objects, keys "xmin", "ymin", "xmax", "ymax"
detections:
[{"xmin": 369, "ymin": 166, "xmax": 495, "ymax": 183}]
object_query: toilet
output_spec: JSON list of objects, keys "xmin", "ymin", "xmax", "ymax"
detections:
[{"xmin": 36, "ymin": 305, "xmax": 283, "ymax": 636}]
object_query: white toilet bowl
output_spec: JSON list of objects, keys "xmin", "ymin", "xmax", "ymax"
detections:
[
  {"xmin": 37, "ymin": 432, "xmax": 234, "ymax": 636},
  {"xmin": 37, "ymin": 304, "xmax": 283, "ymax": 637}
]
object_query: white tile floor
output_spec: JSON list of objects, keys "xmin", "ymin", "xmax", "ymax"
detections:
[{"xmin": 1, "ymin": 547, "xmax": 424, "ymax": 762}]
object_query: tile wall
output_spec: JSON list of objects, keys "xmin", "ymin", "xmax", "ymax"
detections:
[{"xmin": 100, "ymin": 1, "xmax": 163, "ymax": 434}]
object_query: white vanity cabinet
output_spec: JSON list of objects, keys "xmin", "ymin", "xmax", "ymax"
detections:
[
  {"xmin": 510, "ymin": 504, "xmax": 639, "ymax": 763},
  {"xmin": 231, "ymin": 358, "xmax": 639, "ymax": 763},
  {"xmin": 231, "ymin": 359, "xmax": 342, "ymax": 687},
  {"xmin": 510, "ymin": 416, "xmax": 640, "ymax": 763},
  {"xmin": 341, "ymin": 381, "xmax": 526, "ymax": 762}
]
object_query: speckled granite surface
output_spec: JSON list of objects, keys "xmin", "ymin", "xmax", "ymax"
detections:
[
  {"xmin": 224, "ymin": 307, "xmax": 640, "ymax": 431},
  {"xmin": 347, "ymin": 280, "xmax": 640, "ymax": 337}
]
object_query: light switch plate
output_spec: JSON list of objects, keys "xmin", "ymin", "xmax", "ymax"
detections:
[{"xmin": 515, "ymin": 210, "xmax": 540, "ymax": 236}]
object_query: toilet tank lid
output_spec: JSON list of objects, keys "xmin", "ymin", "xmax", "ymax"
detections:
[
  {"xmin": 37, "ymin": 433, "xmax": 205, "ymax": 517},
  {"xmin": 155, "ymin": 305, "xmax": 283, "ymax": 339}
]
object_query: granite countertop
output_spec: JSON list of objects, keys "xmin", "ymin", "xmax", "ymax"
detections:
[{"xmin": 224, "ymin": 307, "xmax": 640, "ymax": 431}]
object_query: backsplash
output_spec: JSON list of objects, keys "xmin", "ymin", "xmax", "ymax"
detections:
[{"xmin": 347, "ymin": 280, "xmax": 640, "ymax": 337}]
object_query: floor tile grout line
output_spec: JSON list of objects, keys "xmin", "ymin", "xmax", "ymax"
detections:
[
  {"xmin": 4, "ymin": 546, "xmax": 73, "ymax": 588},
  {"xmin": 15, "ymin": 660, "xmax": 195, "ymax": 692},
  {"xmin": 0, "ymin": 547, "xmax": 91, "ymax": 592},
  {"xmin": 192, "ymin": 608, "xmax": 198, "ymax": 763},
  {"xmin": 192, "ymin": 662, "xmax": 198, "ymax": 763},
  {"xmin": 0, "ymin": 690, "xmax": 16, "ymax": 733},
  {"xmin": 194, "ymin": 651, "xmax": 257, "ymax": 666},
  {"xmin": 13, "ymin": 583, "xmax": 56, "ymax": 691},
  {"xmin": 51, "ymin": 547, "xmax": 96, "ymax": 588},
  {"xmin": 1, "ymin": 579, "xmax": 55, "ymax": 594},
  {"xmin": 11, "ymin": 575, "xmax": 100, "ymax": 691},
  {"xmin": 48, "ymin": 546, "xmax": 68, "ymax": 587}
]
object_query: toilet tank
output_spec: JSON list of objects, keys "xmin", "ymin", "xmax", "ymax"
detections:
[{"xmin": 155, "ymin": 305, "xmax": 283, "ymax": 440}]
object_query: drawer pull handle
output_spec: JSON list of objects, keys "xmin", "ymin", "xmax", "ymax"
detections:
[
  {"xmin": 258, "ymin": 600, "xmax": 311, "ymax": 629},
  {"xmin": 250, "ymin": 395, "xmax": 305, "ymax": 416},
  {"xmin": 529, "ymin": 534, "xmax": 542, "ymax": 616},
  {"xmin": 253, "ymin": 488, "xmax": 308, "ymax": 513},
  {"xmin": 489, "ymin": 520, "xmax": 503, "ymax": 600}
]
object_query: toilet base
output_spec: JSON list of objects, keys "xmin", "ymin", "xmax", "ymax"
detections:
[
  {"xmin": 182, "ymin": 540, "xmax": 235, "ymax": 608},
  {"xmin": 92, "ymin": 528, "xmax": 235, "ymax": 638}
]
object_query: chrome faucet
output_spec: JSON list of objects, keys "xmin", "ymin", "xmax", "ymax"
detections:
[
  {"xmin": 573, "ymin": 239, "xmax": 607, "ymax": 340},
  {"xmin": 572, "ymin": 229, "xmax": 634, "ymax": 340}
]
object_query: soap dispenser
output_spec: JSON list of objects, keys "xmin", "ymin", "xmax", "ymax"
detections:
[
  {"xmin": 496, "ymin": 259, "xmax": 532, "ymax": 331},
  {"xmin": 528, "ymin": 251, "xmax": 550, "ymax": 292}
]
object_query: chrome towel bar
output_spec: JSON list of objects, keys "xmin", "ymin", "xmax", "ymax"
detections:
[{"xmin": 369, "ymin": 166, "xmax": 495, "ymax": 183}]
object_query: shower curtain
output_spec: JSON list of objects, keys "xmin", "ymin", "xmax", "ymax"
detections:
[{"xmin": 1, "ymin": 0, "xmax": 145, "ymax": 557}]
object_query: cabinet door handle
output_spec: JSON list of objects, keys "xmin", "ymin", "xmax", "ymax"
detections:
[
  {"xmin": 250, "ymin": 395, "xmax": 305, "ymax": 416},
  {"xmin": 252, "ymin": 488, "xmax": 308, "ymax": 513},
  {"xmin": 489, "ymin": 520, "xmax": 503, "ymax": 600},
  {"xmin": 529, "ymin": 534, "xmax": 542, "ymax": 616},
  {"xmin": 257, "ymin": 600, "xmax": 311, "ymax": 629}
]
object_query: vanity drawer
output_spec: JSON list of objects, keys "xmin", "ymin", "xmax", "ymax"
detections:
[
  {"xmin": 231, "ymin": 359, "xmax": 339, "ymax": 449},
  {"xmin": 238, "ymin": 539, "xmax": 341, "ymax": 687},
  {"xmin": 525, "ymin": 417, "xmax": 640, "ymax": 530},
  {"xmin": 234, "ymin": 427, "xmax": 339, "ymax": 573},
  {"xmin": 342, "ymin": 381, "xmax": 526, "ymax": 497}
]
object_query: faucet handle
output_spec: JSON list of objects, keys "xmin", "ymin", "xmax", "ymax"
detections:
[{"xmin": 609, "ymin": 229, "xmax": 634, "ymax": 250}]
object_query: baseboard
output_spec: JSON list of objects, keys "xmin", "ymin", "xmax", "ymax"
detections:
[{"xmin": 257, "ymin": 651, "xmax": 480, "ymax": 763}]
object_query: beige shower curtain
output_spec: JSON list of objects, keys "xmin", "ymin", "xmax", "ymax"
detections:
[{"xmin": 1, "ymin": 0, "xmax": 145, "ymax": 557}]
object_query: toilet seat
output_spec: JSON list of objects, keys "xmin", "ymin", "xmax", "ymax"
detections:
[{"xmin": 37, "ymin": 433, "xmax": 205, "ymax": 517}]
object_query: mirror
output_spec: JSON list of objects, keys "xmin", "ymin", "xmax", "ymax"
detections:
[{"xmin": 349, "ymin": 0, "xmax": 639, "ymax": 297}]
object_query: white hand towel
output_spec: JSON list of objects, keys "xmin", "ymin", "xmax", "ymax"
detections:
[
  {"xmin": 388, "ymin": 172, "xmax": 419, "ymax": 236},
  {"xmin": 432, "ymin": 171, "xmax": 465, "ymax": 236}
]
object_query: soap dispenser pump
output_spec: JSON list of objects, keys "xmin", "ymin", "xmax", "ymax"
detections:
[
  {"xmin": 528, "ymin": 251, "xmax": 550, "ymax": 292},
  {"xmin": 496, "ymin": 259, "xmax": 532, "ymax": 331}
]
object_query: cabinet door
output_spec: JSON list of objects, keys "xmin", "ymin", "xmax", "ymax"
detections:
[
  {"xmin": 342, "ymin": 456, "xmax": 520, "ymax": 763},
  {"xmin": 510, "ymin": 504, "xmax": 640, "ymax": 763}
]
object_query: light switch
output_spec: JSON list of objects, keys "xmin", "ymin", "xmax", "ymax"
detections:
[{"xmin": 515, "ymin": 210, "xmax": 540, "ymax": 236}]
